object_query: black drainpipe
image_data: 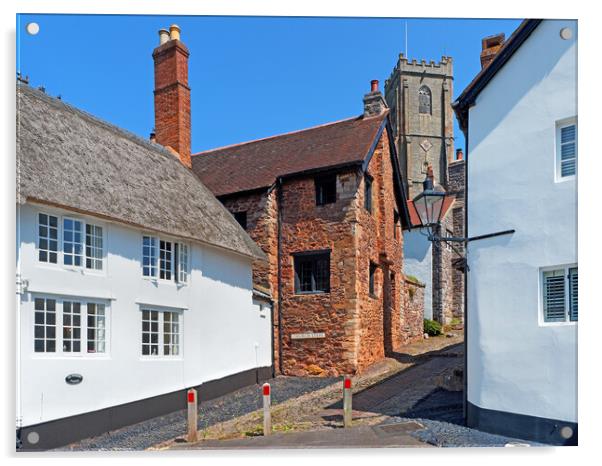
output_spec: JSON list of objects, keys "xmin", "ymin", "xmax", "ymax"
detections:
[
  {"xmin": 462, "ymin": 126, "xmax": 469, "ymax": 424},
  {"xmin": 276, "ymin": 177, "xmax": 284, "ymax": 375}
]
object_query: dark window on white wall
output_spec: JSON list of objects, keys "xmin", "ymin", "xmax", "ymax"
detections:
[
  {"xmin": 233, "ymin": 211, "xmax": 248, "ymax": 230},
  {"xmin": 543, "ymin": 266, "xmax": 578, "ymax": 323},
  {"xmin": 315, "ymin": 175, "xmax": 337, "ymax": 206},
  {"xmin": 419, "ymin": 86, "xmax": 432, "ymax": 114},
  {"xmin": 364, "ymin": 176, "xmax": 373, "ymax": 213},
  {"xmin": 294, "ymin": 251, "xmax": 330, "ymax": 293},
  {"xmin": 38, "ymin": 213, "xmax": 58, "ymax": 264},
  {"xmin": 557, "ymin": 120, "xmax": 577, "ymax": 179}
]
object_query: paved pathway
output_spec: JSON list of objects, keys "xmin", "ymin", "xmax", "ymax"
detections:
[{"xmin": 170, "ymin": 421, "xmax": 430, "ymax": 449}]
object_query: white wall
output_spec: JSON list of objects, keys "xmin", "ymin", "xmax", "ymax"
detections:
[
  {"xmin": 17, "ymin": 202, "xmax": 272, "ymax": 428},
  {"xmin": 466, "ymin": 20, "xmax": 577, "ymax": 422},
  {"xmin": 403, "ymin": 230, "xmax": 432, "ymax": 319}
]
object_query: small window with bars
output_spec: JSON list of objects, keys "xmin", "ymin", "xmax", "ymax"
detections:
[
  {"xmin": 315, "ymin": 175, "xmax": 337, "ymax": 206},
  {"xmin": 38, "ymin": 213, "xmax": 58, "ymax": 264},
  {"xmin": 159, "ymin": 240, "xmax": 173, "ymax": 280},
  {"xmin": 542, "ymin": 266, "xmax": 578, "ymax": 323},
  {"xmin": 294, "ymin": 251, "xmax": 330, "ymax": 294},
  {"xmin": 364, "ymin": 175, "xmax": 373, "ymax": 213},
  {"xmin": 86, "ymin": 303, "xmax": 106, "ymax": 353},
  {"xmin": 557, "ymin": 120, "xmax": 577, "ymax": 179},
  {"xmin": 62, "ymin": 301, "xmax": 82, "ymax": 353}
]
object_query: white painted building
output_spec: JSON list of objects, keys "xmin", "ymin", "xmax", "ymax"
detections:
[
  {"xmin": 16, "ymin": 83, "xmax": 271, "ymax": 450},
  {"xmin": 454, "ymin": 19, "xmax": 577, "ymax": 445}
]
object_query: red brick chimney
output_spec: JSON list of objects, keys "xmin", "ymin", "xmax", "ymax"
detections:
[
  {"xmin": 480, "ymin": 33, "xmax": 505, "ymax": 69},
  {"xmin": 363, "ymin": 79, "xmax": 387, "ymax": 118},
  {"xmin": 152, "ymin": 24, "xmax": 191, "ymax": 168},
  {"xmin": 456, "ymin": 148, "xmax": 463, "ymax": 161}
]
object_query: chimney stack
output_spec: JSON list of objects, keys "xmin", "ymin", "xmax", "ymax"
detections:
[
  {"xmin": 480, "ymin": 33, "xmax": 505, "ymax": 69},
  {"xmin": 363, "ymin": 79, "xmax": 387, "ymax": 118},
  {"xmin": 152, "ymin": 24, "xmax": 192, "ymax": 168},
  {"xmin": 456, "ymin": 148, "xmax": 463, "ymax": 161}
]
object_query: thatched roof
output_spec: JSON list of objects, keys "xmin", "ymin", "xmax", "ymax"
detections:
[{"xmin": 17, "ymin": 83, "xmax": 266, "ymax": 261}]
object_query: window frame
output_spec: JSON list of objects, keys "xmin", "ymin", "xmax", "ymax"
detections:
[
  {"xmin": 32, "ymin": 294, "xmax": 111, "ymax": 358},
  {"xmin": 36, "ymin": 210, "xmax": 106, "ymax": 274},
  {"xmin": 539, "ymin": 264, "xmax": 578, "ymax": 326},
  {"xmin": 315, "ymin": 174, "xmax": 337, "ymax": 206},
  {"xmin": 555, "ymin": 118, "xmax": 577, "ymax": 182},
  {"xmin": 293, "ymin": 250, "xmax": 331, "ymax": 294},
  {"xmin": 141, "ymin": 234, "xmax": 189, "ymax": 285},
  {"xmin": 139, "ymin": 306, "xmax": 183, "ymax": 359},
  {"xmin": 418, "ymin": 85, "xmax": 432, "ymax": 115},
  {"xmin": 364, "ymin": 175, "xmax": 373, "ymax": 213},
  {"xmin": 36, "ymin": 212, "xmax": 59, "ymax": 265}
]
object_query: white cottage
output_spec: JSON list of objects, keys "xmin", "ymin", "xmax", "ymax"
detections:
[
  {"xmin": 16, "ymin": 83, "xmax": 271, "ymax": 450},
  {"xmin": 454, "ymin": 19, "xmax": 577, "ymax": 445}
]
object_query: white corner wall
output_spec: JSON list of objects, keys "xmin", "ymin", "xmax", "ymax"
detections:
[
  {"xmin": 17, "ymin": 203, "xmax": 272, "ymax": 428},
  {"xmin": 403, "ymin": 230, "xmax": 433, "ymax": 319},
  {"xmin": 466, "ymin": 19, "xmax": 577, "ymax": 423}
]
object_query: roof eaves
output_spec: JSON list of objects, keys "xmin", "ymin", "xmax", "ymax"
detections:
[{"xmin": 452, "ymin": 19, "xmax": 542, "ymax": 134}]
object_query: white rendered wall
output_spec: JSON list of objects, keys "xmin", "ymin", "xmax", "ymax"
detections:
[
  {"xmin": 17, "ymin": 202, "xmax": 272, "ymax": 428},
  {"xmin": 466, "ymin": 20, "xmax": 577, "ymax": 422},
  {"xmin": 403, "ymin": 230, "xmax": 433, "ymax": 319}
]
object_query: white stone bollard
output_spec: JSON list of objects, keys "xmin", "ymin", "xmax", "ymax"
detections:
[
  {"xmin": 187, "ymin": 388, "xmax": 198, "ymax": 442},
  {"xmin": 262, "ymin": 383, "xmax": 272, "ymax": 436},
  {"xmin": 343, "ymin": 377, "xmax": 352, "ymax": 428}
]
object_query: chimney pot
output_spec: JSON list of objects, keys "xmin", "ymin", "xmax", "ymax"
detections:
[
  {"xmin": 150, "ymin": 131, "xmax": 156, "ymax": 143},
  {"xmin": 456, "ymin": 148, "xmax": 463, "ymax": 161},
  {"xmin": 158, "ymin": 28, "xmax": 170, "ymax": 45},
  {"xmin": 169, "ymin": 24, "xmax": 181, "ymax": 41},
  {"xmin": 370, "ymin": 80, "xmax": 379, "ymax": 92}
]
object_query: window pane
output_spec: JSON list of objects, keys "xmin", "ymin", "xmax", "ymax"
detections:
[
  {"xmin": 63, "ymin": 219, "xmax": 83, "ymax": 267},
  {"xmin": 63, "ymin": 300, "xmax": 82, "ymax": 353},
  {"xmin": 38, "ymin": 214, "xmax": 58, "ymax": 264},
  {"xmin": 141, "ymin": 309, "xmax": 159, "ymax": 356},
  {"xmin": 85, "ymin": 224, "xmax": 103, "ymax": 270},
  {"xmin": 33, "ymin": 298, "xmax": 56, "ymax": 352},
  {"xmin": 561, "ymin": 125, "xmax": 575, "ymax": 143},
  {"xmin": 163, "ymin": 312, "xmax": 180, "ymax": 356},
  {"xmin": 86, "ymin": 303, "xmax": 106, "ymax": 353},
  {"xmin": 177, "ymin": 244, "xmax": 188, "ymax": 284},
  {"xmin": 543, "ymin": 270, "xmax": 566, "ymax": 322},
  {"xmin": 294, "ymin": 252, "xmax": 330, "ymax": 293},
  {"xmin": 142, "ymin": 236, "xmax": 157, "ymax": 277},
  {"xmin": 315, "ymin": 176, "xmax": 336, "ymax": 206},
  {"xmin": 160, "ymin": 240, "xmax": 172, "ymax": 280}
]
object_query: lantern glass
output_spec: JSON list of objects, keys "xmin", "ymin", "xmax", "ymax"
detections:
[{"xmin": 413, "ymin": 190, "xmax": 446, "ymax": 226}]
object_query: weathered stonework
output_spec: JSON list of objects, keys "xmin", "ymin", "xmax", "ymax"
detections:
[
  {"xmin": 404, "ymin": 277, "xmax": 426, "ymax": 342},
  {"xmin": 385, "ymin": 54, "xmax": 465, "ymax": 325},
  {"xmin": 218, "ymin": 127, "xmax": 422, "ymax": 376}
]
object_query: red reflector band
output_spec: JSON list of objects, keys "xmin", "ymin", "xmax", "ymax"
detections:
[
  {"xmin": 263, "ymin": 384, "xmax": 270, "ymax": 396},
  {"xmin": 187, "ymin": 391, "xmax": 195, "ymax": 403},
  {"xmin": 344, "ymin": 378, "xmax": 351, "ymax": 389}
]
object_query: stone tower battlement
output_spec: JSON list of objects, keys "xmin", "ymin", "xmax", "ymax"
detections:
[{"xmin": 385, "ymin": 54, "xmax": 453, "ymax": 89}]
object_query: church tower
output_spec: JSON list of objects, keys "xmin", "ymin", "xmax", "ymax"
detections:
[{"xmin": 384, "ymin": 54, "xmax": 454, "ymax": 197}]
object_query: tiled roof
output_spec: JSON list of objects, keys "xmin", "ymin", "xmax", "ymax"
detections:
[{"xmin": 191, "ymin": 113, "xmax": 388, "ymax": 197}]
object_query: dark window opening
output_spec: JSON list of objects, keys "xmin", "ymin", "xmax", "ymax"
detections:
[
  {"xmin": 315, "ymin": 175, "xmax": 337, "ymax": 206},
  {"xmin": 394, "ymin": 210, "xmax": 400, "ymax": 238},
  {"xmin": 364, "ymin": 176, "xmax": 373, "ymax": 213},
  {"xmin": 369, "ymin": 262, "xmax": 378, "ymax": 296},
  {"xmin": 294, "ymin": 252, "xmax": 330, "ymax": 294},
  {"xmin": 419, "ymin": 86, "xmax": 432, "ymax": 114},
  {"xmin": 233, "ymin": 211, "xmax": 248, "ymax": 230}
]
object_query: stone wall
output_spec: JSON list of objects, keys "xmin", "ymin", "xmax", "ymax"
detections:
[
  {"xmin": 448, "ymin": 159, "xmax": 465, "ymax": 322},
  {"xmin": 219, "ymin": 128, "xmax": 420, "ymax": 376},
  {"xmin": 403, "ymin": 277, "xmax": 425, "ymax": 343}
]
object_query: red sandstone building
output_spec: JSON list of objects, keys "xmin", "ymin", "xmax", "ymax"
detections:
[{"xmin": 152, "ymin": 27, "xmax": 424, "ymax": 376}]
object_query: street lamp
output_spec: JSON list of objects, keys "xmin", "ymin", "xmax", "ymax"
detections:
[
  {"xmin": 412, "ymin": 165, "xmax": 515, "ymax": 249},
  {"xmin": 413, "ymin": 166, "xmax": 447, "ymax": 229}
]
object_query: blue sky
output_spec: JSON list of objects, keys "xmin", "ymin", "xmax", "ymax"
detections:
[{"xmin": 16, "ymin": 15, "xmax": 521, "ymax": 154}]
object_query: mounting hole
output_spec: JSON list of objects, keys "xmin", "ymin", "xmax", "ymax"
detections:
[
  {"xmin": 560, "ymin": 27, "xmax": 572, "ymax": 40},
  {"xmin": 26, "ymin": 22, "xmax": 40, "ymax": 36},
  {"xmin": 26, "ymin": 431, "xmax": 40, "ymax": 444},
  {"xmin": 560, "ymin": 426, "xmax": 574, "ymax": 439}
]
